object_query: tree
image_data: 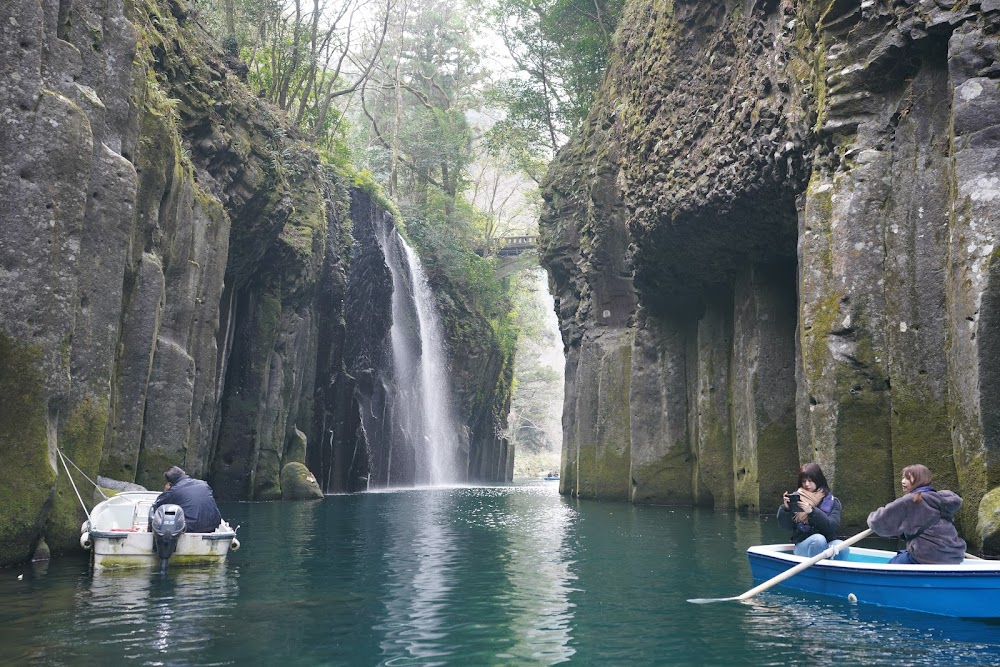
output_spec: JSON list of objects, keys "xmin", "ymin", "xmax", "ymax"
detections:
[
  {"xmin": 356, "ymin": 0, "xmax": 482, "ymax": 213},
  {"xmin": 507, "ymin": 269, "xmax": 563, "ymax": 457},
  {"xmin": 195, "ymin": 0, "xmax": 393, "ymax": 152},
  {"xmin": 482, "ymin": 0, "xmax": 623, "ymax": 164},
  {"xmin": 466, "ymin": 133, "xmax": 540, "ymax": 253}
]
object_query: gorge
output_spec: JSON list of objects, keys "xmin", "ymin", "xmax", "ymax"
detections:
[
  {"xmin": 5, "ymin": 0, "xmax": 1000, "ymax": 571},
  {"xmin": 0, "ymin": 0, "xmax": 513, "ymax": 567},
  {"xmin": 540, "ymin": 0, "xmax": 1000, "ymax": 551}
]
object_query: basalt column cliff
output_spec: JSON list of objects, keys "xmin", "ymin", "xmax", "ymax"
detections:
[
  {"xmin": 541, "ymin": 1, "xmax": 1000, "ymax": 549},
  {"xmin": 0, "ymin": 0, "xmax": 512, "ymax": 566}
]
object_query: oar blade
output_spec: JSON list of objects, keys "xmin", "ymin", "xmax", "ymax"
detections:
[{"xmin": 686, "ymin": 528, "xmax": 876, "ymax": 605}]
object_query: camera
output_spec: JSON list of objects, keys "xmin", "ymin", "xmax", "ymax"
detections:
[{"xmin": 786, "ymin": 492, "xmax": 801, "ymax": 508}]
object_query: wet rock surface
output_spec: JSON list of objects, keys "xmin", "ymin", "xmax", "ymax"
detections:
[
  {"xmin": 0, "ymin": 0, "xmax": 511, "ymax": 565},
  {"xmin": 541, "ymin": 0, "xmax": 1000, "ymax": 548}
]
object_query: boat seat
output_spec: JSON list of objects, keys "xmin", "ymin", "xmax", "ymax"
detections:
[{"xmin": 100, "ymin": 504, "xmax": 141, "ymax": 531}]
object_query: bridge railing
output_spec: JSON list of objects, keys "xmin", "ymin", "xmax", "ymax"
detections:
[{"xmin": 476, "ymin": 235, "xmax": 538, "ymax": 257}]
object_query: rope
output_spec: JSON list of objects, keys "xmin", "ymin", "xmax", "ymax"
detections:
[
  {"xmin": 55, "ymin": 448, "xmax": 94, "ymax": 521},
  {"xmin": 59, "ymin": 449, "xmax": 108, "ymax": 501}
]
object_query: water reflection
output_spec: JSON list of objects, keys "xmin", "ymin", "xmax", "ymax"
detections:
[
  {"xmin": 371, "ymin": 484, "xmax": 578, "ymax": 665},
  {"xmin": 496, "ymin": 485, "xmax": 576, "ymax": 664},
  {"xmin": 81, "ymin": 564, "xmax": 238, "ymax": 662},
  {"xmin": 740, "ymin": 592, "xmax": 1000, "ymax": 666},
  {"xmin": 6, "ymin": 489, "xmax": 1000, "ymax": 666},
  {"xmin": 378, "ymin": 489, "xmax": 459, "ymax": 664}
]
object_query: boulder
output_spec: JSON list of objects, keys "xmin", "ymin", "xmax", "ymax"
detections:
[
  {"xmin": 96, "ymin": 476, "xmax": 148, "ymax": 493},
  {"xmin": 978, "ymin": 488, "xmax": 1000, "ymax": 553},
  {"xmin": 93, "ymin": 476, "xmax": 149, "ymax": 505},
  {"xmin": 280, "ymin": 463, "xmax": 324, "ymax": 500}
]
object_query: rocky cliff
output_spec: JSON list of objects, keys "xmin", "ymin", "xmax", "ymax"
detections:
[
  {"xmin": 541, "ymin": 0, "xmax": 1000, "ymax": 549},
  {"xmin": 0, "ymin": 0, "xmax": 512, "ymax": 566}
]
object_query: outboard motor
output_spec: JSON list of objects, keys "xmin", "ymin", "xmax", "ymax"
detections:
[{"xmin": 150, "ymin": 505, "xmax": 186, "ymax": 574}]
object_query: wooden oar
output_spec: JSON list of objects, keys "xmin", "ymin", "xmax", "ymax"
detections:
[{"xmin": 688, "ymin": 528, "xmax": 874, "ymax": 604}]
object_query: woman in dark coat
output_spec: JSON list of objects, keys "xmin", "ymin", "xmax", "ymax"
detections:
[
  {"xmin": 867, "ymin": 464, "xmax": 967, "ymax": 564},
  {"xmin": 777, "ymin": 462, "xmax": 849, "ymax": 559}
]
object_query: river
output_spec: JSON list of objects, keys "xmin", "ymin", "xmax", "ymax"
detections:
[{"xmin": 2, "ymin": 481, "xmax": 999, "ymax": 665}]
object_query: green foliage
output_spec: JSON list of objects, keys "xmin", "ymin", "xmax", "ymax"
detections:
[
  {"xmin": 513, "ymin": 449, "xmax": 561, "ymax": 478},
  {"xmin": 345, "ymin": 0, "xmax": 522, "ymax": 356},
  {"xmin": 352, "ymin": 0, "xmax": 482, "ymax": 207},
  {"xmin": 481, "ymin": 0, "xmax": 624, "ymax": 155},
  {"xmin": 405, "ymin": 194, "xmax": 510, "ymax": 321},
  {"xmin": 506, "ymin": 271, "xmax": 563, "ymax": 457},
  {"xmin": 193, "ymin": 0, "xmax": 384, "ymax": 157},
  {"xmin": 482, "ymin": 91, "xmax": 552, "ymax": 182}
]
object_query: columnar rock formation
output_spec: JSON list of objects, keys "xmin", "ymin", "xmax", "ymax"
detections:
[
  {"xmin": 541, "ymin": 0, "xmax": 1000, "ymax": 548},
  {"xmin": 0, "ymin": 0, "xmax": 512, "ymax": 566}
]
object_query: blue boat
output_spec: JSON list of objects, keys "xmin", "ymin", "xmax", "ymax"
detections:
[{"xmin": 747, "ymin": 543, "xmax": 1000, "ymax": 618}]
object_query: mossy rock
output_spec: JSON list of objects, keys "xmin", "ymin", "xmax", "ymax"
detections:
[
  {"xmin": 32, "ymin": 538, "xmax": 51, "ymax": 562},
  {"xmin": 0, "ymin": 334, "xmax": 55, "ymax": 566},
  {"xmin": 977, "ymin": 487, "xmax": 1000, "ymax": 554},
  {"xmin": 46, "ymin": 396, "xmax": 110, "ymax": 555},
  {"xmin": 280, "ymin": 463, "xmax": 324, "ymax": 500},
  {"xmin": 285, "ymin": 428, "xmax": 307, "ymax": 464},
  {"xmin": 93, "ymin": 487, "xmax": 120, "ymax": 505}
]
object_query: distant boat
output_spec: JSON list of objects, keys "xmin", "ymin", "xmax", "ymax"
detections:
[
  {"xmin": 81, "ymin": 491, "xmax": 239, "ymax": 570},
  {"xmin": 747, "ymin": 543, "xmax": 1000, "ymax": 618},
  {"xmin": 543, "ymin": 473, "xmax": 560, "ymax": 481}
]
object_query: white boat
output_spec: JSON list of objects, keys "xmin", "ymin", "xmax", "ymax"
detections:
[{"xmin": 80, "ymin": 491, "xmax": 240, "ymax": 569}]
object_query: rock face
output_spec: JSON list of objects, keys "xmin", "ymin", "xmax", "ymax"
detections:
[
  {"xmin": 541, "ymin": 0, "xmax": 1000, "ymax": 548},
  {"xmin": 308, "ymin": 193, "xmax": 515, "ymax": 492},
  {"xmin": 0, "ymin": 0, "xmax": 511, "ymax": 566},
  {"xmin": 280, "ymin": 462, "xmax": 324, "ymax": 500}
]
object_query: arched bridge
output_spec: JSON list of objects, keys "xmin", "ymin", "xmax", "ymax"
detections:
[{"xmin": 476, "ymin": 235, "xmax": 538, "ymax": 257}]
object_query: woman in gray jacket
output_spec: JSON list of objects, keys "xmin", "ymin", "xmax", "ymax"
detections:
[{"xmin": 867, "ymin": 464, "xmax": 967, "ymax": 564}]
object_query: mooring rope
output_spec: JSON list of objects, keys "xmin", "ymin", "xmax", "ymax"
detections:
[
  {"xmin": 58, "ymin": 448, "xmax": 108, "ymax": 501},
  {"xmin": 54, "ymin": 448, "xmax": 101, "ymax": 521}
]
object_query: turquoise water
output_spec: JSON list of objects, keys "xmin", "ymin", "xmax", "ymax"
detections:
[{"xmin": 3, "ymin": 481, "xmax": 1000, "ymax": 666}]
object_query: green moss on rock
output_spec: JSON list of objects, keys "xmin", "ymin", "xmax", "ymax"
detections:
[
  {"xmin": 576, "ymin": 342, "xmax": 632, "ymax": 501},
  {"xmin": 46, "ymin": 396, "xmax": 110, "ymax": 555},
  {"xmin": 802, "ymin": 289, "xmax": 843, "ymax": 383},
  {"xmin": 752, "ymin": 412, "xmax": 799, "ymax": 514},
  {"xmin": 977, "ymin": 486, "xmax": 1000, "ymax": 553},
  {"xmin": 831, "ymin": 366, "xmax": 894, "ymax": 528},
  {"xmin": 630, "ymin": 450, "xmax": 693, "ymax": 505},
  {"xmin": 280, "ymin": 462, "xmax": 324, "ymax": 500},
  {"xmin": 0, "ymin": 334, "xmax": 55, "ymax": 566},
  {"xmin": 285, "ymin": 427, "xmax": 308, "ymax": 465}
]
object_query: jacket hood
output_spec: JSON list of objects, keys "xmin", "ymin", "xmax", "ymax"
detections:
[{"xmin": 916, "ymin": 489, "xmax": 963, "ymax": 517}]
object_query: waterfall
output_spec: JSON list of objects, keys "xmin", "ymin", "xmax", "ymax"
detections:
[
  {"xmin": 402, "ymin": 242, "xmax": 464, "ymax": 485},
  {"xmin": 384, "ymin": 229, "xmax": 465, "ymax": 486}
]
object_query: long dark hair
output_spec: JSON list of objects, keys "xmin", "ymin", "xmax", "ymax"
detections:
[{"xmin": 798, "ymin": 463, "xmax": 831, "ymax": 494}]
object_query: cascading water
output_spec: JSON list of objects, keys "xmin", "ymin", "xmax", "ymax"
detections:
[
  {"xmin": 402, "ymin": 242, "xmax": 464, "ymax": 485},
  {"xmin": 383, "ymin": 227, "xmax": 465, "ymax": 486}
]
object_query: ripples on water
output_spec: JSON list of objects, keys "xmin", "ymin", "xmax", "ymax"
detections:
[{"xmin": 2, "ymin": 482, "xmax": 1000, "ymax": 666}]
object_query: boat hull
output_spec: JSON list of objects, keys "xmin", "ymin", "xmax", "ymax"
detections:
[
  {"xmin": 83, "ymin": 491, "xmax": 238, "ymax": 569},
  {"xmin": 91, "ymin": 531, "xmax": 236, "ymax": 569},
  {"xmin": 747, "ymin": 544, "xmax": 1000, "ymax": 618}
]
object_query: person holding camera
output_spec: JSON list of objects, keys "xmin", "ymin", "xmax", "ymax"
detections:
[
  {"xmin": 777, "ymin": 462, "xmax": 849, "ymax": 559},
  {"xmin": 867, "ymin": 464, "xmax": 967, "ymax": 564}
]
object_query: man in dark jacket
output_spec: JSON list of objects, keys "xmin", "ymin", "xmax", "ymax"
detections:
[{"xmin": 152, "ymin": 466, "xmax": 223, "ymax": 533}]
